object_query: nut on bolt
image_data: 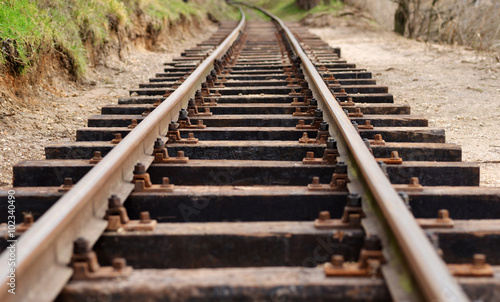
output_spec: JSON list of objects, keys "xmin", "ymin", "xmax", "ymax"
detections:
[{"xmin": 318, "ymin": 211, "xmax": 331, "ymax": 221}]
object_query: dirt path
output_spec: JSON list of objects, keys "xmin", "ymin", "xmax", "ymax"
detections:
[
  {"xmin": 311, "ymin": 25, "xmax": 500, "ymax": 187},
  {"xmin": 0, "ymin": 25, "xmax": 217, "ymax": 186}
]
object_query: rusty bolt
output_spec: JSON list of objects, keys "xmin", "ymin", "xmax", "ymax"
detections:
[
  {"xmin": 472, "ymin": 254, "xmax": 486, "ymax": 268},
  {"xmin": 154, "ymin": 138, "xmax": 164, "ymax": 150},
  {"xmin": 346, "ymin": 194, "xmax": 361, "ymax": 207},
  {"xmin": 197, "ymin": 120, "xmax": 204, "ymax": 126},
  {"xmin": 112, "ymin": 133, "xmax": 122, "ymax": 143},
  {"xmin": 73, "ymin": 237, "xmax": 90, "ymax": 255},
  {"xmin": 364, "ymin": 120, "xmax": 371, "ymax": 126},
  {"xmin": 140, "ymin": 211, "xmax": 152, "ymax": 223},
  {"xmin": 340, "ymin": 88, "xmax": 346, "ymax": 93},
  {"xmin": 318, "ymin": 211, "xmax": 330, "ymax": 221},
  {"xmin": 177, "ymin": 151, "xmax": 185, "ymax": 158},
  {"xmin": 326, "ymin": 138, "xmax": 337, "ymax": 150},
  {"xmin": 391, "ymin": 151, "xmax": 400, "ymax": 159},
  {"xmin": 108, "ymin": 195, "xmax": 121, "ymax": 209},
  {"xmin": 133, "ymin": 163, "xmax": 146, "ymax": 175},
  {"xmin": 409, "ymin": 177, "xmax": 420, "ymax": 186},
  {"xmin": 63, "ymin": 178, "xmax": 73, "ymax": 186},
  {"xmin": 179, "ymin": 109, "xmax": 188, "ymax": 119},
  {"xmin": 331, "ymin": 255, "xmax": 344, "ymax": 268},
  {"xmin": 319, "ymin": 121, "xmax": 328, "ymax": 131},
  {"xmin": 437, "ymin": 209, "xmax": 450, "ymax": 221},
  {"xmin": 112, "ymin": 258, "xmax": 127, "ymax": 271},
  {"xmin": 335, "ymin": 162, "xmax": 347, "ymax": 174},
  {"xmin": 301, "ymin": 132, "xmax": 309, "ymax": 140},
  {"xmin": 364, "ymin": 235, "xmax": 382, "ymax": 251},
  {"xmin": 188, "ymin": 133, "xmax": 195, "ymax": 139},
  {"xmin": 306, "ymin": 151, "xmax": 315, "ymax": 159},
  {"xmin": 168, "ymin": 122, "xmax": 179, "ymax": 131},
  {"xmin": 93, "ymin": 151, "xmax": 102, "ymax": 160},
  {"xmin": 312, "ymin": 176, "xmax": 320, "ymax": 185},
  {"xmin": 298, "ymin": 120, "xmax": 305, "ymax": 126},
  {"xmin": 374, "ymin": 134, "xmax": 383, "ymax": 141},
  {"xmin": 129, "ymin": 119, "xmax": 138, "ymax": 127},
  {"xmin": 23, "ymin": 213, "xmax": 34, "ymax": 225}
]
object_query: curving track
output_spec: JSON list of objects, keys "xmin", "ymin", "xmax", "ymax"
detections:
[{"xmin": 1, "ymin": 4, "xmax": 499, "ymax": 302}]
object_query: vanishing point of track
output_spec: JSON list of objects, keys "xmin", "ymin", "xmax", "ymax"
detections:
[{"xmin": 1, "ymin": 3, "xmax": 499, "ymax": 302}]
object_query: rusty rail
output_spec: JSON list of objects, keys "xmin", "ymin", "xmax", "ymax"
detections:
[
  {"xmin": 0, "ymin": 9, "xmax": 246, "ymax": 302},
  {"xmin": 239, "ymin": 3, "xmax": 469, "ymax": 302}
]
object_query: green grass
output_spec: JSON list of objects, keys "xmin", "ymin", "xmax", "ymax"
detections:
[
  {"xmin": 252, "ymin": 0, "xmax": 343, "ymax": 21},
  {"xmin": 0, "ymin": 0, "xmax": 52, "ymax": 72},
  {"xmin": 0, "ymin": 0, "xmax": 239, "ymax": 77}
]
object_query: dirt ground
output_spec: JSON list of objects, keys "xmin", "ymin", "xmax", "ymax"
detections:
[
  {"xmin": 311, "ymin": 22, "xmax": 500, "ymax": 187},
  {"xmin": 0, "ymin": 24, "xmax": 217, "ymax": 187}
]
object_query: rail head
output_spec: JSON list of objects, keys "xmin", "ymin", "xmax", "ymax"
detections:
[
  {"xmin": 238, "ymin": 3, "xmax": 469, "ymax": 302},
  {"xmin": 0, "ymin": 8, "xmax": 246, "ymax": 302}
]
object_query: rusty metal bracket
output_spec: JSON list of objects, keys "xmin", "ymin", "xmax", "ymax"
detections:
[
  {"xmin": 128, "ymin": 119, "xmax": 138, "ymax": 129},
  {"xmin": 357, "ymin": 120, "xmax": 373, "ymax": 130},
  {"xmin": 71, "ymin": 238, "xmax": 132, "ymax": 280},
  {"xmin": 325, "ymin": 236, "xmax": 385, "ymax": 277},
  {"xmin": 104, "ymin": 195, "xmax": 157, "ymax": 232},
  {"xmin": 166, "ymin": 122, "xmax": 198, "ymax": 144},
  {"xmin": 132, "ymin": 163, "xmax": 174, "ymax": 192},
  {"xmin": 393, "ymin": 177, "xmax": 424, "ymax": 192},
  {"xmin": 291, "ymin": 97, "xmax": 309, "ymax": 106},
  {"xmin": 348, "ymin": 108, "xmax": 363, "ymax": 117},
  {"xmin": 303, "ymin": 151, "xmax": 324, "ymax": 164},
  {"xmin": 89, "ymin": 151, "xmax": 103, "ymax": 164},
  {"xmin": 179, "ymin": 120, "xmax": 206, "ymax": 129},
  {"xmin": 314, "ymin": 211, "xmax": 362, "ymax": 229},
  {"xmin": 375, "ymin": 151, "xmax": 403, "ymax": 165},
  {"xmin": 178, "ymin": 109, "xmax": 207, "ymax": 129},
  {"xmin": 308, "ymin": 163, "xmax": 349, "ymax": 191},
  {"xmin": 195, "ymin": 90, "xmax": 217, "ymax": 106},
  {"xmin": 133, "ymin": 178, "xmax": 174, "ymax": 193},
  {"xmin": 338, "ymin": 97, "xmax": 355, "ymax": 106},
  {"xmin": 368, "ymin": 134, "xmax": 385, "ymax": 146},
  {"xmin": 448, "ymin": 254, "xmax": 494, "ymax": 277},
  {"xmin": 416, "ymin": 209, "xmax": 454, "ymax": 229},
  {"xmin": 58, "ymin": 178, "xmax": 74, "ymax": 192},
  {"xmin": 152, "ymin": 138, "xmax": 189, "ymax": 163},
  {"xmin": 111, "ymin": 133, "xmax": 123, "ymax": 144},
  {"xmin": 315, "ymin": 194, "xmax": 365, "ymax": 229},
  {"xmin": 188, "ymin": 98, "xmax": 212, "ymax": 117}
]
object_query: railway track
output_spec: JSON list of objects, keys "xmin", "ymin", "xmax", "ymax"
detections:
[{"xmin": 1, "ymin": 4, "xmax": 500, "ymax": 301}]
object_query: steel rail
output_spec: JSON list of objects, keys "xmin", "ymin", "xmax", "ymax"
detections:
[
  {"xmin": 0, "ymin": 8, "xmax": 246, "ymax": 302},
  {"xmin": 237, "ymin": 3, "xmax": 469, "ymax": 302}
]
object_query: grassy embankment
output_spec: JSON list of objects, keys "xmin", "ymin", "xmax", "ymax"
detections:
[
  {"xmin": 0, "ymin": 0, "xmax": 239, "ymax": 78},
  {"xmin": 250, "ymin": 0, "xmax": 342, "ymax": 20}
]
